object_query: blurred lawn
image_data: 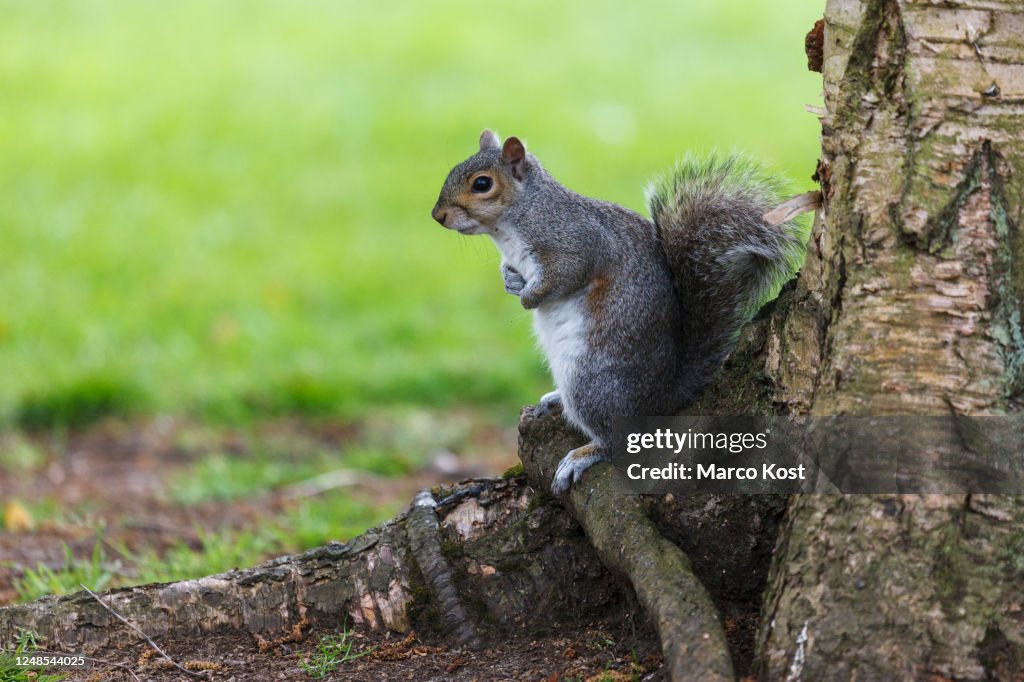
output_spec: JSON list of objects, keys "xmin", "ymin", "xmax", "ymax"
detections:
[{"xmin": 0, "ymin": 0, "xmax": 822, "ymax": 426}]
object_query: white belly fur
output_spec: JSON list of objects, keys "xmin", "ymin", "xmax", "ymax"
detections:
[
  {"xmin": 534, "ymin": 294, "xmax": 587, "ymax": 387},
  {"xmin": 533, "ymin": 294, "xmax": 590, "ymax": 436}
]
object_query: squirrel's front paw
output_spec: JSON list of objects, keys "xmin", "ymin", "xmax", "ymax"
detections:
[
  {"xmin": 519, "ymin": 288, "xmax": 542, "ymax": 309},
  {"xmin": 501, "ymin": 262, "xmax": 526, "ymax": 296},
  {"xmin": 551, "ymin": 443, "xmax": 606, "ymax": 495},
  {"xmin": 518, "ymin": 278, "xmax": 551, "ymax": 310},
  {"xmin": 535, "ymin": 391, "xmax": 563, "ymax": 418}
]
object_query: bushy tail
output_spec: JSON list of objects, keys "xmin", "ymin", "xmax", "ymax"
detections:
[{"xmin": 646, "ymin": 153, "xmax": 807, "ymax": 396}]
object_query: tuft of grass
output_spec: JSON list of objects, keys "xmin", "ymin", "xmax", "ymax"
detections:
[
  {"xmin": 0, "ymin": 629, "xmax": 67, "ymax": 682},
  {"xmin": 0, "ymin": 434, "xmax": 49, "ymax": 471},
  {"xmin": 14, "ymin": 543, "xmax": 119, "ymax": 603},
  {"xmin": 242, "ymin": 374, "xmax": 346, "ymax": 418},
  {"xmin": 131, "ymin": 529, "xmax": 278, "ymax": 584},
  {"xmin": 299, "ymin": 622, "xmax": 375, "ymax": 679},
  {"xmin": 14, "ymin": 376, "xmax": 147, "ymax": 431},
  {"xmin": 277, "ymin": 494, "xmax": 403, "ymax": 550}
]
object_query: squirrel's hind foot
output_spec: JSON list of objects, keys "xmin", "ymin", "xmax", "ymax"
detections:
[{"xmin": 551, "ymin": 442, "xmax": 607, "ymax": 494}]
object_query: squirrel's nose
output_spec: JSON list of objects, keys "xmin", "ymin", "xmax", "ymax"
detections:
[{"xmin": 431, "ymin": 204, "xmax": 447, "ymax": 225}]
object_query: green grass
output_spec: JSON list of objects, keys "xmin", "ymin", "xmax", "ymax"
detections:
[
  {"xmin": 165, "ymin": 446, "xmax": 411, "ymax": 544},
  {"xmin": 130, "ymin": 529, "xmax": 280, "ymax": 585},
  {"xmin": 0, "ymin": 0, "xmax": 823, "ymax": 426},
  {"xmin": 280, "ymin": 493, "xmax": 405, "ymax": 550},
  {"xmin": 15, "ymin": 376, "xmax": 147, "ymax": 431},
  {"xmin": 12, "ymin": 504, "xmax": 402, "ymax": 602},
  {"xmin": 167, "ymin": 412, "xmax": 446, "ymax": 505},
  {"xmin": 0, "ymin": 434, "xmax": 49, "ymax": 471},
  {"xmin": 13, "ymin": 544, "xmax": 119, "ymax": 603},
  {"xmin": 6, "ymin": 412, "xmax": 439, "ymax": 604},
  {"xmin": 300, "ymin": 623, "xmax": 375, "ymax": 679},
  {"xmin": 166, "ymin": 444, "xmax": 411, "ymax": 561},
  {"xmin": 0, "ymin": 629, "xmax": 66, "ymax": 682},
  {"xmin": 168, "ymin": 450, "xmax": 329, "ymax": 505}
]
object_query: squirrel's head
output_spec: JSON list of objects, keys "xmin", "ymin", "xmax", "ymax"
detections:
[{"xmin": 431, "ymin": 129, "xmax": 529, "ymax": 235}]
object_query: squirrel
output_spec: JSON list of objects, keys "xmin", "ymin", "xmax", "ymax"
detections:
[{"xmin": 431, "ymin": 130, "xmax": 806, "ymax": 494}]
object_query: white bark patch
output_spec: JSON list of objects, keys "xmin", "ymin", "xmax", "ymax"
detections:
[
  {"xmin": 442, "ymin": 498, "xmax": 487, "ymax": 540},
  {"xmin": 785, "ymin": 622, "xmax": 809, "ymax": 682},
  {"xmin": 358, "ymin": 590, "xmax": 377, "ymax": 630},
  {"xmin": 442, "ymin": 487, "xmax": 532, "ymax": 541},
  {"xmin": 378, "ymin": 578, "xmax": 411, "ymax": 632},
  {"xmin": 348, "ymin": 545, "xmax": 412, "ymax": 632}
]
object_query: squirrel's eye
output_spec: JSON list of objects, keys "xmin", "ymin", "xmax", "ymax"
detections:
[{"xmin": 471, "ymin": 176, "xmax": 493, "ymax": 193}]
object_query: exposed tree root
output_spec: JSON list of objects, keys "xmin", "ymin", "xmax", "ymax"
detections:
[
  {"xmin": 0, "ymin": 476, "xmax": 625, "ymax": 655},
  {"xmin": 518, "ymin": 407, "xmax": 736, "ymax": 681},
  {"xmin": 404, "ymin": 490, "xmax": 482, "ymax": 649}
]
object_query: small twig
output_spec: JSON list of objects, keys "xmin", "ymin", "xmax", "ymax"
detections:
[
  {"xmin": 764, "ymin": 190, "xmax": 823, "ymax": 226},
  {"xmin": 804, "ymin": 104, "xmax": 826, "ymax": 116},
  {"xmin": 278, "ymin": 468, "xmax": 383, "ymax": 500},
  {"xmin": 32, "ymin": 650, "xmax": 142, "ymax": 682},
  {"xmin": 80, "ymin": 584, "xmax": 208, "ymax": 679}
]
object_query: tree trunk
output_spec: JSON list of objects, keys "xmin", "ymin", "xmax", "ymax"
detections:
[{"xmin": 756, "ymin": 1, "xmax": 1024, "ymax": 679}]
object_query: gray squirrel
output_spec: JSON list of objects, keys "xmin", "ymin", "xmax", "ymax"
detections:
[{"xmin": 431, "ymin": 130, "xmax": 805, "ymax": 494}]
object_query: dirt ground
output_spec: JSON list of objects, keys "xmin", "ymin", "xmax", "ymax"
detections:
[{"xmin": 37, "ymin": 618, "xmax": 666, "ymax": 681}]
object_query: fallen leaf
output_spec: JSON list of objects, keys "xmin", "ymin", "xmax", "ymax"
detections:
[{"xmin": 3, "ymin": 500, "xmax": 34, "ymax": 531}]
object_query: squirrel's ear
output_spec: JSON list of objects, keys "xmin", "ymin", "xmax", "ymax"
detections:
[
  {"xmin": 501, "ymin": 136, "xmax": 527, "ymax": 180},
  {"xmin": 479, "ymin": 129, "xmax": 500, "ymax": 151}
]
